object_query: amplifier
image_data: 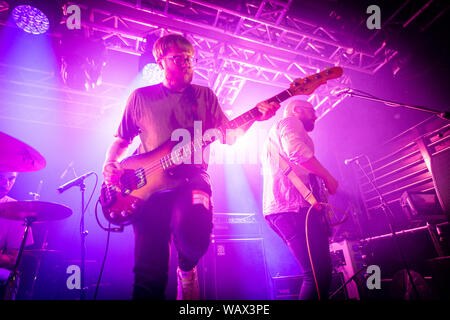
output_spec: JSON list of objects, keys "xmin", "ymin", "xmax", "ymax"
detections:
[
  {"xmin": 329, "ymin": 240, "xmax": 364, "ymax": 300},
  {"xmin": 400, "ymin": 191, "xmax": 445, "ymax": 221},
  {"xmin": 272, "ymin": 272, "xmax": 348, "ymax": 300},
  {"xmin": 212, "ymin": 213, "xmax": 261, "ymax": 238},
  {"xmin": 200, "ymin": 238, "xmax": 270, "ymax": 299},
  {"xmin": 272, "ymin": 275, "xmax": 302, "ymax": 300}
]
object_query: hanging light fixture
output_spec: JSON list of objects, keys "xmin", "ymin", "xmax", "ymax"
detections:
[
  {"xmin": 138, "ymin": 34, "xmax": 164, "ymax": 84},
  {"xmin": 9, "ymin": 0, "xmax": 63, "ymax": 35}
]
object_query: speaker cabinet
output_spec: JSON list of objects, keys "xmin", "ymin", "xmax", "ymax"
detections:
[
  {"xmin": 272, "ymin": 272, "xmax": 348, "ymax": 300},
  {"xmin": 199, "ymin": 237, "xmax": 270, "ymax": 300}
]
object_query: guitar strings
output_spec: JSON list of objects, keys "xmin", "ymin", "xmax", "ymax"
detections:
[
  {"xmin": 103, "ymin": 114, "xmax": 262, "ymax": 192},
  {"xmin": 102, "ymin": 84, "xmax": 326, "ymax": 191}
]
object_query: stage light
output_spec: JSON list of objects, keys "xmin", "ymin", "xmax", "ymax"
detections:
[
  {"xmin": 12, "ymin": 5, "xmax": 49, "ymax": 34},
  {"xmin": 138, "ymin": 34, "xmax": 164, "ymax": 85},
  {"xmin": 9, "ymin": 0, "xmax": 63, "ymax": 35},
  {"xmin": 142, "ymin": 61, "xmax": 164, "ymax": 84},
  {"xmin": 59, "ymin": 34, "xmax": 107, "ymax": 91}
]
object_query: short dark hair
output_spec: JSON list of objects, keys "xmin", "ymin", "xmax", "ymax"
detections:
[{"xmin": 152, "ymin": 34, "xmax": 194, "ymax": 62}]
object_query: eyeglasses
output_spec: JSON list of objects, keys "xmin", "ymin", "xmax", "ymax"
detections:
[{"xmin": 162, "ymin": 55, "xmax": 197, "ymax": 66}]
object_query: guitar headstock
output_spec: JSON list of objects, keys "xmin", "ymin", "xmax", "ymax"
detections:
[{"xmin": 289, "ymin": 67, "xmax": 343, "ymax": 96}]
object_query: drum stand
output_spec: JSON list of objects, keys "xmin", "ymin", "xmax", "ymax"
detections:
[{"xmin": 3, "ymin": 216, "xmax": 35, "ymax": 300}]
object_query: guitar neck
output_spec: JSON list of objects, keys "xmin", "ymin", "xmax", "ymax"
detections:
[
  {"xmin": 217, "ymin": 88, "xmax": 294, "ymax": 133},
  {"xmin": 160, "ymin": 87, "xmax": 296, "ymax": 169}
]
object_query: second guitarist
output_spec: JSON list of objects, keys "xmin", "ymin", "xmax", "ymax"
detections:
[
  {"xmin": 102, "ymin": 34, "xmax": 280, "ymax": 300},
  {"xmin": 261, "ymin": 99, "xmax": 339, "ymax": 300}
]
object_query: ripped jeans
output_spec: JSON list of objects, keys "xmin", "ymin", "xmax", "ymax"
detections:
[
  {"xmin": 266, "ymin": 208, "xmax": 332, "ymax": 300},
  {"xmin": 132, "ymin": 175, "xmax": 213, "ymax": 300}
]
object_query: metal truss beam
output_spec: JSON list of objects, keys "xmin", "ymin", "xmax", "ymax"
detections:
[
  {"xmin": 61, "ymin": 0, "xmax": 375, "ymax": 113},
  {"xmin": 0, "ymin": 62, "xmax": 126, "ymax": 130},
  {"xmin": 0, "ymin": 0, "xmax": 409, "ymax": 128}
]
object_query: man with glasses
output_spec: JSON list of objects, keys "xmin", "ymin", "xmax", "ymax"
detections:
[{"xmin": 102, "ymin": 34, "xmax": 279, "ymax": 300}]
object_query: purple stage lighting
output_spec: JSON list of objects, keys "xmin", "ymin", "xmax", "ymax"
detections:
[
  {"xmin": 12, "ymin": 5, "xmax": 50, "ymax": 35},
  {"xmin": 138, "ymin": 34, "xmax": 164, "ymax": 84},
  {"xmin": 142, "ymin": 62, "xmax": 164, "ymax": 84}
]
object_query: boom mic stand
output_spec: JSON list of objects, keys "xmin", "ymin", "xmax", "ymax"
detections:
[
  {"xmin": 339, "ymin": 89, "xmax": 449, "ymax": 121},
  {"xmin": 354, "ymin": 159, "xmax": 421, "ymax": 299},
  {"xmin": 58, "ymin": 172, "xmax": 95, "ymax": 300},
  {"xmin": 338, "ymin": 88, "xmax": 448, "ymax": 299}
]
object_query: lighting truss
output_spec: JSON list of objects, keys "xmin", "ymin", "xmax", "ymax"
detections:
[
  {"xmin": 1, "ymin": 0, "xmax": 443, "ymax": 129},
  {"xmin": 64, "ymin": 0, "xmax": 382, "ymax": 115}
]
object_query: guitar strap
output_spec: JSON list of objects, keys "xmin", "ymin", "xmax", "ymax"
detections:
[{"xmin": 267, "ymin": 137, "xmax": 321, "ymax": 210}]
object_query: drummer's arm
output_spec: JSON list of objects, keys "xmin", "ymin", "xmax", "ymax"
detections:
[{"xmin": 0, "ymin": 249, "xmax": 18, "ymax": 270}]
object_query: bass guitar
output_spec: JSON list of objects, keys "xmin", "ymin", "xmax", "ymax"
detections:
[{"xmin": 99, "ymin": 67, "xmax": 343, "ymax": 226}]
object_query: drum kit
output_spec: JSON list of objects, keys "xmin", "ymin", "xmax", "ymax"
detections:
[{"xmin": 0, "ymin": 131, "xmax": 73, "ymax": 300}]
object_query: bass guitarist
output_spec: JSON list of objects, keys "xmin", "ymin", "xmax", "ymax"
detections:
[
  {"xmin": 102, "ymin": 34, "xmax": 279, "ymax": 300},
  {"xmin": 261, "ymin": 99, "xmax": 338, "ymax": 300}
]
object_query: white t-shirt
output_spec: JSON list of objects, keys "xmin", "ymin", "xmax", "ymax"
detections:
[
  {"xmin": 0, "ymin": 196, "xmax": 34, "ymax": 281},
  {"xmin": 262, "ymin": 116, "xmax": 315, "ymax": 216}
]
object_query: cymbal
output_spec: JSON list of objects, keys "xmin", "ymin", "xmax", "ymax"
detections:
[
  {"xmin": 0, "ymin": 131, "xmax": 46, "ymax": 172},
  {"xmin": 0, "ymin": 201, "xmax": 72, "ymax": 222}
]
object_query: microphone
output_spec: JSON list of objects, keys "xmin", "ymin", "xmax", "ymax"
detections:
[
  {"xmin": 57, "ymin": 171, "xmax": 95, "ymax": 194},
  {"xmin": 344, "ymin": 155, "xmax": 363, "ymax": 165},
  {"xmin": 330, "ymin": 88, "xmax": 351, "ymax": 97}
]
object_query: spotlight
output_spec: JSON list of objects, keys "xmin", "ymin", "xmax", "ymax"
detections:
[
  {"xmin": 138, "ymin": 34, "xmax": 164, "ymax": 84},
  {"xmin": 9, "ymin": 0, "xmax": 63, "ymax": 35},
  {"xmin": 59, "ymin": 34, "xmax": 107, "ymax": 91},
  {"xmin": 141, "ymin": 61, "xmax": 164, "ymax": 84}
]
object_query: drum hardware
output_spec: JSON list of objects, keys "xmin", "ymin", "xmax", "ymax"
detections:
[{"xmin": 0, "ymin": 201, "xmax": 72, "ymax": 300}]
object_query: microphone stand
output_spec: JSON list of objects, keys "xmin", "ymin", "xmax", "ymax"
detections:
[
  {"xmin": 354, "ymin": 159, "xmax": 421, "ymax": 299},
  {"xmin": 342, "ymin": 90, "xmax": 449, "ymax": 121},
  {"xmin": 79, "ymin": 180, "xmax": 88, "ymax": 300}
]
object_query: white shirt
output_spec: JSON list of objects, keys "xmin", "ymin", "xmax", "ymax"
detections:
[{"xmin": 262, "ymin": 116, "xmax": 315, "ymax": 216}]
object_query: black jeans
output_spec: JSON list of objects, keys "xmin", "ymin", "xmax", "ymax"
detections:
[
  {"xmin": 266, "ymin": 208, "xmax": 332, "ymax": 300},
  {"xmin": 132, "ymin": 176, "xmax": 213, "ymax": 300}
]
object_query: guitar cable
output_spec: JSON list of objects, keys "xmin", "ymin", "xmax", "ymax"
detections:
[
  {"xmin": 94, "ymin": 199, "xmax": 124, "ymax": 232},
  {"xmin": 94, "ymin": 222, "xmax": 111, "ymax": 300},
  {"xmin": 305, "ymin": 202, "xmax": 349, "ymax": 300}
]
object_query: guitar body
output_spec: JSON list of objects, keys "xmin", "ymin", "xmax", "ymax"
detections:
[
  {"xmin": 309, "ymin": 174, "xmax": 340, "ymax": 232},
  {"xmin": 308, "ymin": 174, "xmax": 329, "ymax": 205},
  {"xmin": 2, "ymin": 273, "xmax": 20, "ymax": 300},
  {"xmin": 100, "ymin": 140, "xmax": 187, "ymax": 225}
]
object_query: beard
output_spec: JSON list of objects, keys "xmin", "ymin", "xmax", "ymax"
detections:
[
  {"xmin": 302, "ymin": 119, "xmax": 315, "ymax": 132},
  {"xmin": 166, "ymin": 69, "xmax": 193, "ymax": 88},
  {"xmin": 183, "ymin": 70, "xmax": 193, "ymax": 83}
]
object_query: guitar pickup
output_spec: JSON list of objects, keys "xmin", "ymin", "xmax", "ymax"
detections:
[
  {"xmin": 120, "ymin": 168, "xmax": 147, "ymax": 194},
  {"xmin": 135, "ymin": 168, "xmax": 147, "ymax": 189},
  {"xmin": 100, "ymin": 183, "xmax": 117, "ymax": 208}
]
